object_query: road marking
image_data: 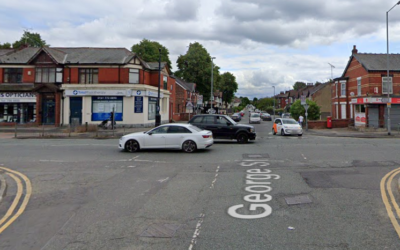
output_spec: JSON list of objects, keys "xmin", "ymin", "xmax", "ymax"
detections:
[
  {"xmin": 0, "ymin": 167, "xmax": 32, "ymax": 234},
  {"xmin": 301, "ymin": 154, "xmax": 307, "ymax": 160},
  {"xmin": 0, "ymin": 173, "xmax": 23, "ymax": 227},
  {"xmin": 210, "ymin": 166, "xmax": 220, "ymax": 189},
  {"xmin": 188, "ymin": 213, "xmax": 205, "ymax": 250},
  {"xmin": 380, "ymin": 167, "xmax": 400, "ymax": 238},
  {"xmin": 157, "ymin": 177, "xmax": 169, "ymax": 183}
]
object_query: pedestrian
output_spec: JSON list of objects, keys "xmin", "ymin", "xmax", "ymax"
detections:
[{"xmin": 298, "ymin": 115, "xmax": 304, "ymax": 127}]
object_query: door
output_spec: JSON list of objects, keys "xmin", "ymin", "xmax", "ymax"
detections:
[
  {"xmin": 144, "ymin": 126, "xmax": 167, "ymax": 148},
  {"xmin": 215, "ymin": 115, "xmax": 233, "ymax": 139},
  {"xmin": 385, "ymin": 105, "xmax": 400, "ymax": 130},
  {"xmin": 368, "ymin": 107, "xmax": 379, "ymax": 128},
  {"xmin": 42, "ymin": 99, "xmax": 55, "ymax": 125},
  {"xmin": 70, "ymin": 97, "xmax": 82, "ymax": 125}
]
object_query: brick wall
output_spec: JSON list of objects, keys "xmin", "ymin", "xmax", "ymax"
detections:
[{"xmin": 308, "ymin": 118, "xmax": 353, "ymax": 129}]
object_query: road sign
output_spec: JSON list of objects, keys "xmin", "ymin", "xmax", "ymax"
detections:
[
  {"xmin": 388, "ymin": 103, "xmax": 391, "ymax": 108},
  {"xmin": 301, "ymin": 95, "xmax": 306, "ymax": 105}
]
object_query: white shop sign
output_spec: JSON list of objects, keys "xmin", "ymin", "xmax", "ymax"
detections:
[
  {"xmin": 0, "ymin": 92, "xmax": 36, "ymax": 103},
  {"xmin": 65, "ymin": 89, "xmax": 127, "ymax": 96},
  {"xmin": 145, "ymin": 90, "xmax": 164, "ymax": 98}
]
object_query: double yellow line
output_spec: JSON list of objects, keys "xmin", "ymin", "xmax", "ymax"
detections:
[
  {"xmin": 0, "ymin": 166, "xmax": 32, "ymax": 234},
  {"xmin": 381, "ymin": 167, "xmax": 400, "ymax": 238}
]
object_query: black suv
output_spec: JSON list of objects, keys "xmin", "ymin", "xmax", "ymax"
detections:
[{"xmin": 188, "ymin": 114, "xmax": 256, "ymax": 143}]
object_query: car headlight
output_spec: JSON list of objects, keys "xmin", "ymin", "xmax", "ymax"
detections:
[{"xmin": 250, "ymin": 128, "xmax": 255, "ymax": 133}]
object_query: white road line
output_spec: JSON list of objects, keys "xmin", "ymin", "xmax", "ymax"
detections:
[
  {"xmin": 301, "ymin": 154, "xmax": 307, "ymax": 160},
  {"xmin": 157, "ymin": 177, "xmax": 169, "ymax": 183},
  {"xmin": 135, "ymin": 159, "xmax": 153, "ymax": 162},
  {"xmin": 39, "ymin": 160, "xmax": 66, "ymax": 163},
  {"xmin": 210, "ymin": 166, "xmax": 220, "ymax": 189},
  {"xmin": 188, "ymin": 213, "xmax": 205, "ymax": 250}
]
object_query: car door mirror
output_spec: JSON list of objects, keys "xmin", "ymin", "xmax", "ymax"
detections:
[{"xmin": 148, "ymin": 132, "xmax": 153, "ymax": 135}]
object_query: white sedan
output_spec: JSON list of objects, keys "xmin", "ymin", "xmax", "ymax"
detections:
[
  {"xmin": 119, "ymin": 123, "xmax": 213, "ymax": 153},
  {"xmin": 249, "ymin": 113, "xmax": 261, "ymax": 124}
]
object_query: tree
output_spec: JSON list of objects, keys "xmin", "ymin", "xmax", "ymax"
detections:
[
  {"xmin": 240, "ymin": 97, "xmax": 251, "ymax": 107},
  {"xmin": 256, "ymin": 98, "xmax": 274, "ymax": 112},
  {"xmin": 131, "ymin": 39, "xmax": 172, "ymax": 70},
  {"xmin": 219, "ymin": 72, "xmax": 238, "ymax": 106},
  {"xmin": 0, "ymin": 42, "xmax": 11, "ymax": 49},
  {"xmin": 175, "ymin": 42, "xmax": 220, "ymax": 102},
  {"xmin": 12, "ymin": 31, "xmax": 48, "ymax": 49},
  {"xmin": 293, "ymin": 81, "xmax": 306, "ymax": 91},
  {"xmin": 290, "ymin": 99, "xmax": 321, "ymax": 120}
]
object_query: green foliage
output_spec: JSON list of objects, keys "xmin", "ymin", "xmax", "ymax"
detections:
[
  {"xmin": 0, "ymin": 42, "xmax": 11, "ymax": 49},
  {"xmin": 293, "ymin": 81, "xmax": 306, "ymax": 91},
  {"xmin": 290, "ymin": 99, "xmax": 321, "ymax": 120},
  {"xmin": 12, "ymin": 31, "xmax": 48, "ymax": 49},
  {"xmin": 255, "ymin": 98, "xmax": 274, "ymax": 111},
  {"xmin": 175, "ymin": 42, "xmax": 219, "ymax": 101},
  {"xmin": 219, "ymin": 72, "xmax": 238, "ymax": 105},
  {"xmin": 131, "ymin": 38, "xmax": 172, "ymax": 70},
  {"xmin": 240, "ymin": 97, "xmax": 251, "ymax": 107}
]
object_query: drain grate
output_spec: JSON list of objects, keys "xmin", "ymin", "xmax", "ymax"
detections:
[
  {"xmin": 285, "ymin": 195, "xmax": 312, "ymax": 205},
  {"xmin": 140, "ymin": 223, "xmax": 182, "ymax": 238}
]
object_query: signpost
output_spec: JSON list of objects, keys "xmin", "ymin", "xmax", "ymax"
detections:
[
  {"xmin": 187, "ymin": 101, "xmax": 193, "ymax": 120},
  {"xmin": 303, "ymin": 103, "xmax": 309, "ymax": 131}
]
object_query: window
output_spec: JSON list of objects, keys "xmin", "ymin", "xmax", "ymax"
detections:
[
  {"xmin": 150, "ymin": 126, "xmax": 168, "ymax": 134},
  {"xmin": 336, "ymin": 82, "xmax": 338, "ymax": 97},
  {"xmin": 341, "ymin": 82, "xmax": 346, "ymax": 96},
  {"xmin": 168, "ymin": 126, "xmax": 191, "ymax": 133},
  {"xmin": 79, "ymin": 69, "xmax": 98, "ymax": 84},
  {"xmin": 163, "ymin": 76, "xmax": 167, "ymax": 90},
  {"xmin": 3, "ymin": 68, "xmax": 23, "ymax": 83},
  {"xmin": 129, "ymin": 69, "xmax": 139, "ymax": 84},
  {"xmin": 56, "ymin": 68, "xmax": 63, "ymax": 83},
  {"xmin": 382, "ymin": 77, "xmax": 393, "ymax": 94},
  {"xmin": 357, "ymin": 78, "xmax": 361, "ymax": 96},
  {"xmin": 35, "ymin": 67, "xmax": 56, "ymax": 83},
  {"xmin": 191, "ymin": 116, "xmax": 203, "ymax": 123}
]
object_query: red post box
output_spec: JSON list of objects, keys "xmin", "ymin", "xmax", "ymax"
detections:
[{"xmin": 327, "ymin": 116, "xmax": 332, "ymax": 129}]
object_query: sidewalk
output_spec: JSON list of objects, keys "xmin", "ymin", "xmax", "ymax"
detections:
[{"xmin": 0, "ymin": 125, "xmax": 399, "ymax": 139}]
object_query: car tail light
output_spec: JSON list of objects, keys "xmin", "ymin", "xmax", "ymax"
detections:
[{"xmin": 202, "ymin": 135, "xmax": 211, "ymax": 138}]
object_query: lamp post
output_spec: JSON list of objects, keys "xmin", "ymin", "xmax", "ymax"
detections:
[
  {"xmin": 386, "ymin": 1, "xmax": 400, "ymax": 135},
  {"xmin": 272, "ymin": 86, "xmax": 275, "ymax": 120},
  {"xmin": 210, "ymin": 57, "xmax": 215, "ymax": 113},
  {"xmin": 155, "ymin": 48, "xmax": 161, "ymax": 127}
]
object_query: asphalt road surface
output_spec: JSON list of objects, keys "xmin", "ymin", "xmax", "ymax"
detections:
[{"xmin": 1, "ymin": 113, "xmax": 400, "ymax": 249}]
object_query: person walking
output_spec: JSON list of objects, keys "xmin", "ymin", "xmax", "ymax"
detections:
[{"xmin": 298, "ymin": 115, "xmax": 304, "ymax": 127}]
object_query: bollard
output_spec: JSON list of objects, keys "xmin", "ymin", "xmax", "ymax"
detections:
[
  {"xmin": 85, "ymin": 122, "xmax": 88, "ymax": 132},
  {"xmin": 96, "ymin": 126, "xmax": 98, "ymax": 138},
  {"xmin": 42, "ymin": 124, "xmax": 45, "ymax": 137},
  {"xmin": 69, "ymin": 124, "xmax": 71, "ymax": 137}
]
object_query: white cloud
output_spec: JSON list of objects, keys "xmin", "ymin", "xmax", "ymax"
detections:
[{"xmin": 1, "ymin": 0, "xmax": 400, "ymax": 99}]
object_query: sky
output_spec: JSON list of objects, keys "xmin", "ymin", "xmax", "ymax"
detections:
[{"xmin": 1, "ymin": 0, "xmax": 400, "ymax": 99}]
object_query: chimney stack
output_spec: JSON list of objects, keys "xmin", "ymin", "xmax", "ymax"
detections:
[{"xmin": 352, "ymin": 45, "xmax": 358, "ymax": 54}]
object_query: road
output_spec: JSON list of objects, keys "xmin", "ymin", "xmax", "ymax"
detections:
[{"xmin": 0, "ymin": 112, "xmax": 400, "ymax": 249}]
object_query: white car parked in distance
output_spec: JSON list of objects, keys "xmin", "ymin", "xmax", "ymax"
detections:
[
  {"xmin": 273, "ymin": 118, "xmax": 303, "ymax": 136},
  {"xmin": 119, "ymin": 123, "xmax": 213, "ymax": 153},
  {"xmin": 249, "ymin": 112, "xmax": 261, "ymax": 124}
]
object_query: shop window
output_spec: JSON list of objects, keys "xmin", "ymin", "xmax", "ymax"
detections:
[
  {"xmin": 129, "ymin": 69, "xmax": 139, "ymax": 84},
  {"xmin": 163, "ymin": 76, "xmax": 167, "ymax": 90},
  {"xmin": 35, "ymin": 67, "xmax": 56, "ymax": 83},
  {"xmin": 4, "ymin": 68, "xmax": 23, "ymax": 83},
  {"xmin": 91, "ymin": 96, "xmax": 123, "ymax": 121},
  {"xmin": 79, "ymin": 69, "xmax": 98, "ymax": 84}
]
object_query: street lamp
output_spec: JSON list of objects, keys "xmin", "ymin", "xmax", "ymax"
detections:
[
  {"xmin": 155, "ymin": 48, "xmax": 161, "ymax": 127},
  {"xmin": 210, "ymin": 57, "xmax": 216, "ymax": 113},
  {"xmin": 272, "ymin": 86, "xmax": 275, "ymax": 120},
  {"xmin": 386, "ymin": 1, "xmax": 400, "ymax": 135}
]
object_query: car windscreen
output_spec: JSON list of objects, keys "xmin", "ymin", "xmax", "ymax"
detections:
[
  {"xmin": 225, "ymin": 116, "xmax": 237, "ymax": 125},
  {"xmin": 282, "ymin": 119, "xmax": 298, "ymax": 124},
  {"xmin": 251, "ymin": 113, "xmax": 260, "ymax": 117}
]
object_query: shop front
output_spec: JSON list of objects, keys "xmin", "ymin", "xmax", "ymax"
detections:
[
  {"xmin": 61, "ymin": 86, "xmax": 169, "ymax": 127},
  {"xmin": 0, "ymin": 92, "xmax": 37, "ymax": 124},
  {"xmin": 351, "ymin": 97, "xmax": 400, "ymax": 128}
]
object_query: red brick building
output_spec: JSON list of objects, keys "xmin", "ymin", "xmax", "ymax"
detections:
[
  {"xmin": 0, "ymin": 47, "xmax": 175, "ymax": 127},
  {"xmin": 332, "ymin": 45, "xmax": 400, "ymax": 128}
]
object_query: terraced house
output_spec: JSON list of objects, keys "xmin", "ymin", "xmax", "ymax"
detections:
[{"xmin": 0, "ymin": 46, "xmax": 175, "ymax": 127}]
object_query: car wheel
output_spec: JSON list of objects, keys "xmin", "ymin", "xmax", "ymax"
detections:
[
  {"xmin": 237, "ymin": 133, "xmax": 249, "ymax": 144},
  {"xmin": 182, "ymin": 140, "xmax": 197, "ymax": 153},
  {"xmin": 272, "ymin": 128, "xmax": 276, "ymax": 135},
  {"xmin": 281, "ymin": 129, "xmax": 286, "ymax": 136},
  {"xmin": 125, "ymin": 139, "xmax": 140, "ymax": 152}
]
